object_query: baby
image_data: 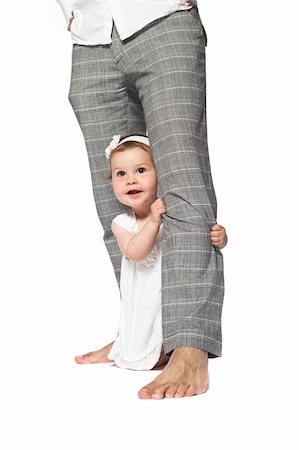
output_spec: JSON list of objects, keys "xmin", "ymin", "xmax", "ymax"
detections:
[{"xmin": 75, "ymin": 134, "xmax": 227, "ymax": 372}]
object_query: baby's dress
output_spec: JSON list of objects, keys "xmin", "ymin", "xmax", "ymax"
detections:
[{"xmin": 107, "ymin": 209, "xmax": 163, "ymax": 370}]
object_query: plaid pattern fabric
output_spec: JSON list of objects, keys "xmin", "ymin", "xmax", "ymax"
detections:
[{"xmin": 68, "ymin": 6, "xmax": 224, "ymax": 357}]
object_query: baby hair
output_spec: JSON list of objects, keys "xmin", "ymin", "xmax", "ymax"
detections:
[{"xmin": 103, "ymin": 133, "xmax": 152, "ymax": 181}]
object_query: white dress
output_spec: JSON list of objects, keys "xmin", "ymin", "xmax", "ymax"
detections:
[{"xmin": 107, "ymin": 209, "xmax": 163, "ymax": 370}]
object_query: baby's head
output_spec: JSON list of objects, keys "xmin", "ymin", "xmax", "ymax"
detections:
[{"xmin": 104, "ymin": 133, "xmax": 158, "ymax": 209}]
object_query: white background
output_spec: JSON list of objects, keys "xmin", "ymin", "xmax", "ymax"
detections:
[{"xmin": 1, "ymin": 0, "xmax": 299, "ymax": 449}]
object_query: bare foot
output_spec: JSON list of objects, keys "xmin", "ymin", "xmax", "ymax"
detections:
[
  {"xmin": 75, "ymin": 341, "xmax": 115, "ymax": 364},
  {"xmin": 138, "ymin": 346, "xmax": 209, "ymax": 399}
]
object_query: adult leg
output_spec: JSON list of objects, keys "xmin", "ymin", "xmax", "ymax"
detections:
[
  {"xmin": 68, "ymin": 41, "xmax": 146, "ymax": 288},
  {"xmin": 68, "ymin": 37, "xmax": 146, "ymax": 362},
  {"xmin": 113, "ymin": 7, "xmax": 224, "ymax": 397},
  {"xmin": 143, "ymin": 10, "xmax": 224, "ymax": 359}
]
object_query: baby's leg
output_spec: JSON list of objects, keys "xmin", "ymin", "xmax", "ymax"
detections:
[{"xmin": 75, "ymin": 341, "xmax": 115, "ymax": 364}]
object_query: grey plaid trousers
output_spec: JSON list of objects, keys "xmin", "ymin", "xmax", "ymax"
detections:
[{"xmin": 68, "ymin": 6, "xmax": 224, "ymax": 358}]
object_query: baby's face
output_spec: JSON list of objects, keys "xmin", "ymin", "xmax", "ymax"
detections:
[{"xmin": 111, "ymin": 146, "xmax": 157, "ymax": 209}]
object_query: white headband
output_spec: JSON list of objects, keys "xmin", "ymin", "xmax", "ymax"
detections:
[{"xmin": 105, "ymin": 134, "xmax": 150, "ymax": 160}]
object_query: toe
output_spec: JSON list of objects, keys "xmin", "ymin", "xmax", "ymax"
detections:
[
  {"xmin": 74, "ymin": 355, "xmax": 86, "ymax": 364},
  {"xmin": 152, "ymin": 386, "xmax": 168, "ymax": 400},
  {"xmin": 185, "ymin": 385, "xmax": 196, "ymax": 397},
  {"xmin": 165, "ymin": 386, "xmax": 177, "ymax": 398},
  {"xmin": 75, "ymin": 353, "xmax": 92, "ymax": 363},
  {"xmin": 138, "ymin": 382, "xmax": 155, "ymax": 399},
  {"xmin": 138, "ymin": 388, "xmax": 152, "ymax": 400},
  {"xmin": 174, "ymin": 384, "xmax": 189, "ymax": 398}
]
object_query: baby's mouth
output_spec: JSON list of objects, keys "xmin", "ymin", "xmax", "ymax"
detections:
[{"xmin": 127, "ymin": 189, "xmax": 142, "ymax": 195}]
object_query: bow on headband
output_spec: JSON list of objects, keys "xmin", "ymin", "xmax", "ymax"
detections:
[{"xmin": 105, "ymin": 134, "xmax": 150, "ymax": 160}]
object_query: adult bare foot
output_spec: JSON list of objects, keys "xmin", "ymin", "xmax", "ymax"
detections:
[
  {"xmin": 138, "ymin": 346, "xmax": 209, "ymax": 399},
  {"xmin": 75, "ymin": 341, "xmax": 115, "ymax": 364}
]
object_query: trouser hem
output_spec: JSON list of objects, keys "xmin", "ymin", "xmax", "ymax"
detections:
[{"xmin": 163, "ymin": 334, "xmax": 222, "ymax": 359}]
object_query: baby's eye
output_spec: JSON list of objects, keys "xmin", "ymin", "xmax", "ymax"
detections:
[
  {"xmin": 116, "ymin": 171, "xmax": 125, "ymax": 177},
  {"xmin": 138, "ymin": 167, "xmax": 146, "ymax": 173}
]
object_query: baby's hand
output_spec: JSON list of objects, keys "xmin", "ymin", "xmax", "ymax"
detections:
[
  {"xmin": 150, "ymin": 198, "xmax": 166, "ymax": 226},
  {"xmin": 210, "ymin": 224, "xmax": 228, "ymax": 249}
]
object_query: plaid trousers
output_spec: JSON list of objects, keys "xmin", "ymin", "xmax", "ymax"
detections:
[{"xmin": 68, "ymin": 6, "xmax": 224, "ymax": 358}]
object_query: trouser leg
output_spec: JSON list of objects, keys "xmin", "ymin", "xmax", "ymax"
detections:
[
  {"xmin": 68, "ymin": 39, "xmax": 146, "ymax": 287},
  {"xmin": 116, "ymin": 7, "xmax": 224, "ymax": 357}
]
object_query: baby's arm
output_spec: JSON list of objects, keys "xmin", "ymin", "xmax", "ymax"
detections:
[
  {"xmin": 112, "ymin": 202, "xmax": 228, "ymax": 261},
  {"xmin": 111, "ymin": 199, "xmax": 166, "ymax": 263}
]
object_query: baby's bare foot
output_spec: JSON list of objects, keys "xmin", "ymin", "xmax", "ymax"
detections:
[
  {"xmin": 138, "ymin": 346, "xmax": 209, "ymax": 399},
  {"xmin": 75, "ymin": 341, "xmax": 115, "ymax": 364}
]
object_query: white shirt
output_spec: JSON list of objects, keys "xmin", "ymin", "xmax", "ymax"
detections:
[
  {"xmin": 107, "ymin": 209, "xmax": 163, "ymax": 370},
  {"xmin": 56, "ymin": 0, "xmax": 197, "ymax": 45}
]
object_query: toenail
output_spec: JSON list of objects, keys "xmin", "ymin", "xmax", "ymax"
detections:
[{"xmin": 152, "ymin": 393, "xmax": 163, "ymax": 399}]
